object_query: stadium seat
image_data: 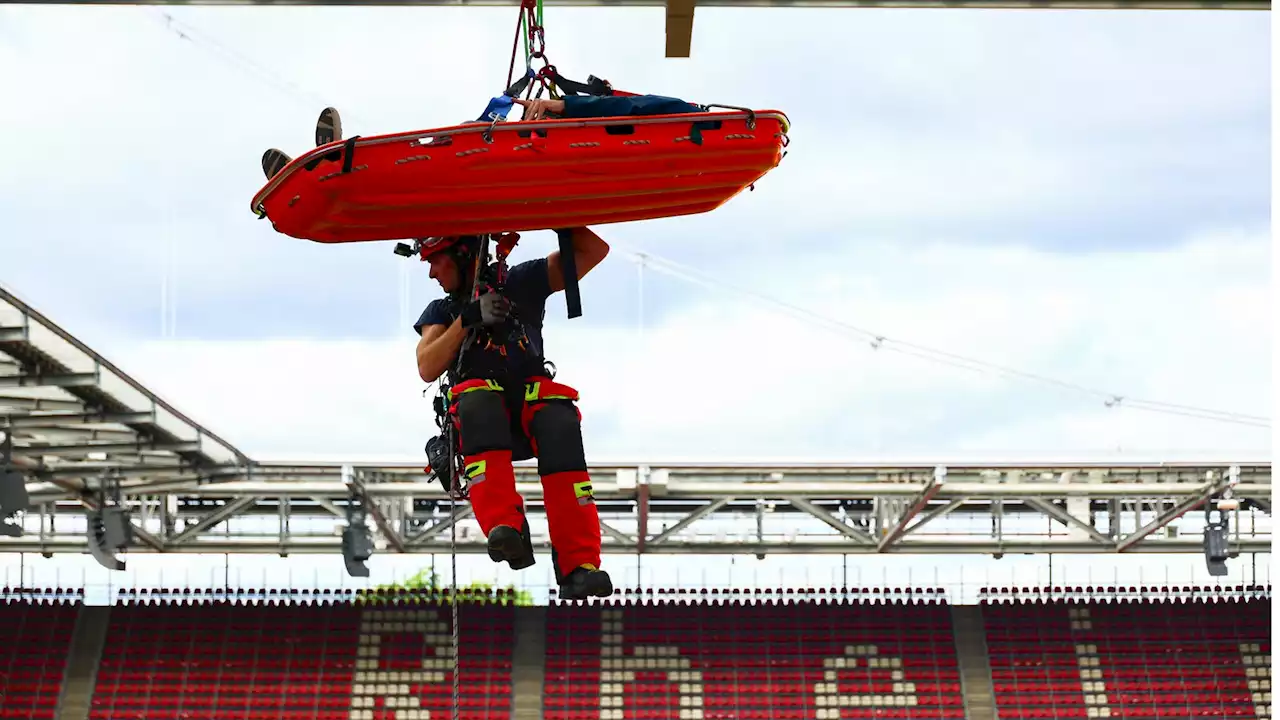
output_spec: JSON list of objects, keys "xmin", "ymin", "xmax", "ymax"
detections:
[
  {"xmin": 543, "ymin": 595, "xmax": 967, "ymax": 719},
  {"xmin": 0, "ymin": 593, "xmax": 78, "ymax": 720},
  {"xmin": 984, "ymin": 596, "xmax": 1270, "ymax": 720},
  {"xmin": 85, "ymin": 597, "xmax": 513, "ymax": 720}
]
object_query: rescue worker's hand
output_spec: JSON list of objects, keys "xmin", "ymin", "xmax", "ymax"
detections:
[
  {"xmin": 513, "ymin": 97, "xmax": 566, "ymax": 121},
  {"xmin": 461, "ymin": 292, "xmax": 512, "ymax": 328}
]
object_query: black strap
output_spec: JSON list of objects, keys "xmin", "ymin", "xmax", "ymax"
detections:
[
  {"xmin": 504, "ymin": 70, "xmax": 535, "ymax": 99},
  {"xmin": 549, "ymin": 72, "xmax": 614, "ymax": 97},
  {"xmin": 555, "ymin": 228, "xmax": 582, "ymax": 319},
  {"xmin": 505, "ymin": 70, "xmax": 613, "ymax": 100},
  {"xmin": 341, "ymin": 136, "xmax": 360, "ymax": 174},
  {"xmin": 303, "ymin": 136, "xmax": 361, "ymax": 173}
]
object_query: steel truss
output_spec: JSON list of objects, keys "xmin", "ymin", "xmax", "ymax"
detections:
[
  {"xmin": 25, "ymin": 0, "xmax": 1269, "ymax": 59},
  {"xmin": 1, "ymin": 283, "xmax": 1272, "ymax": 559},
  {"xmin": 5, "ymin": 459, "xmax": 1272, "ymax": 556}
]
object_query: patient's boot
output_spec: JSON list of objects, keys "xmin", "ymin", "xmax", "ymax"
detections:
[
  {"xmin": 316, "ymin": 107, "xmax": 343, "ymax": 147},
  {"xmin": 261, "ymin": 148, "xmax": 292, "ymax": 179}
]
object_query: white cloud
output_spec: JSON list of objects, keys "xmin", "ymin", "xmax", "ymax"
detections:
[
  {"xmin": 0, "ymin": 6, "xmax": 1267, "ymax": 320},
  {"xmin": 0, "ymin": 4, "xmax": 1268, "ymax": 462},
  {"xmin": 100, "ymin": 226, "xmax": 1271, "ymax": 461}
]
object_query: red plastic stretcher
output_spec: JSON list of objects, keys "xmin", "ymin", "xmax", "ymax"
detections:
[{"xmin": 250, "ymin": 108, "xmax": 790, "ymax": 243}]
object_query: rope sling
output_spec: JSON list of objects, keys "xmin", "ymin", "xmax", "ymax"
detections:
[{"xmin": 449, "ymin": 9, "xmax": 555, "ymax": 718}]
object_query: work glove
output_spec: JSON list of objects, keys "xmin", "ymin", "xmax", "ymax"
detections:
[{"xmin": 460, "ymin": 292, "xmax": 512, "ymax": 329}]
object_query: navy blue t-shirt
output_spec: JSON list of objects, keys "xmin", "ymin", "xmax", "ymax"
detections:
[{"xmin": 413, "ymin": 258, "xmax": 554, "ymax": 377}]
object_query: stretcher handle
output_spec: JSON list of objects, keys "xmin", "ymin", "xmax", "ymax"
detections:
[{"xmin": 555, "ymin": 228, "xmax": 582, "ymax": 319}]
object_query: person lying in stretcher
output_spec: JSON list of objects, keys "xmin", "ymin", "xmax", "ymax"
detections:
[{"xmin": 260, "ymin": 93, "xmax": 705, "ymax": 180}]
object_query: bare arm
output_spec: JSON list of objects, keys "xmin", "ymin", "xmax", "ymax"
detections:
[
  {"xmin": 547, "ymin": 227, "xmax": 610, "ymax": 293},
  {"xmin": 416, "ymin": 318, "xmax": 467, "ymax": 383}
]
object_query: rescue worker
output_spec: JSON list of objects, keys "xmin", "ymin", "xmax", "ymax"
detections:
[{"xmin": 412, "ymin": 229, "xmax": 613, "ymax": 601}]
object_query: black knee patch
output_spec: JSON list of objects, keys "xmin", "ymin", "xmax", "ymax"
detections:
[
  {"xmin": 456, "ymin": 391, "xmax": 512, "ymax": 455},
  {"xmin": 528, "ymin": 401, "xmax": 587, "ymax": 476}
]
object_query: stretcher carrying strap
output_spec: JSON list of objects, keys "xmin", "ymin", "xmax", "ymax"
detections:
[
  {"xmin": 486, "ymin": 70, "xmax": 622, "ymax": 123},
  {"xmin": 546, "ymin": 72, "xmax": 616, "ymax": 98},
  {"xmin": 496, "ymin": 0, "xmax": 633, "ymax": 110},
  {"xmin": 555, "ymin": 228, "xmax": 582, "ymax": 319}
]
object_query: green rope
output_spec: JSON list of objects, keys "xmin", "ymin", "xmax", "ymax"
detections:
[{"xmin": 520, "ymin": 13, "xmax": 529, "ymax": 67}]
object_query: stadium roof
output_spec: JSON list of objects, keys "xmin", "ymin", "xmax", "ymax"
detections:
[
  {"xmin": 0, "ymin": 282, "xmax": 1271, "ymax": 557},
  {"xmin": 0, "ymin": 285, "xmax": 250, "ymax": 493}
]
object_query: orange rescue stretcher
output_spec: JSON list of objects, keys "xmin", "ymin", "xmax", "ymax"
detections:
[{"xmin": 250, "ymin": 106, "xmax": 790, "ymax": 244}]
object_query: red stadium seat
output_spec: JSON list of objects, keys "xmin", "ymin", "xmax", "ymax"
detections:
[
  {"xmin": 0, "ymin": 594, "xmax": 78, "ymax": 720},
  {"xmin": 30, "ymin": 587, "xmax": 1277, "ymax": 720},
  {"xmin": 87, "ymin": 598, "xmax": 515, "ymax": 720},
  {"xmin": 544, "ymin": 597, "xmax": 965, "ymax": 720},
  {"xmin": 983, "ymin": 597, "xmax": 1270, "ymax": 720}
]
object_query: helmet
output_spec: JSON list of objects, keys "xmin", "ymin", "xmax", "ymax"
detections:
[
  {"xmin": 419, "ymin": 235, "xmax": 486, "ymax": 298},
  {"xmin": 418, "ymin": 235, "xmax": 481, "ymax": 262}
]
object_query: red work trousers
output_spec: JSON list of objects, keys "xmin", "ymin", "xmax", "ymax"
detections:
[{"xmin": 449, "ymin": 375, "xmax": 602, "ymax": 578}]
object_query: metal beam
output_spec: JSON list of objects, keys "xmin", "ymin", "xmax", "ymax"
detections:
[
  {"xmin": 901, "ymin": 498, "xmax": 967, "ymax": 536},
  {"xmin": 22, "ymin": 0, "xmax": 1268, "ymax": 7},
  {"xmin": 0, "ymin": 411, "xmax": 156, "ymax": 428},
  {"xmin": 0, "ymin": 373, "xmax": 98, "ymax": 389},
  {"xmin": 665, "ymin": 0, "xmax": 696, "ymax": 57},
  {"xmin": 14, "ymin": 441, "xmax": 203, "ymax": 458},
  {"xmin": 12, "ymin": 427, "xmax": 151, "ymax": 444},
  {"xmin": 787, "ymin": 496, "xmax": 875, "ymax": 545},
  {"xmin": 61, "ymin": 480, "xmax": 167, "ymax": 552},
  {"xmin": 1025, "ymin": 497, "xmax": 1113, "ymax": 545},
  {"xmin": 25, "ymin": 476, "xmax": 1265, "ymax": 502},
  {"xmin": 7, "ymin": 460, "xmax": 1272, "ymax": 558},
  {"xmin": 0, "ymin": 536, "xmax": 1267, "ymax": 555},
  {"xmin": 404, "ymin": 505, "xmax": 474, "ymax": 546},
  {"xmin": 310, "ymin": 496, "xmax": 345, "ymax": 518},
  {"xmin": 347, "ymin": 468, "xmax": 406, "ymax": 553},
  {"xmin": 0, "ymin": 397, "xmax": 87, "ymax": 413},
  {"xmin": 648, "ymin": 498, "xmax": 732, "ymax": 545},
  {"xmin": 878, "ymin": 466, "xmax": 945, "ymax": 552},
  {"xmin": 600, "ymin": 520, "xmax": 636, "ymax": 546},
  {"xmin": 1116, "ymin": 468, "xmax": 1239, "ymax": 551},
  {"xmin": 168, "ymin": 496, "xmax": 259, "ymax": 546}
]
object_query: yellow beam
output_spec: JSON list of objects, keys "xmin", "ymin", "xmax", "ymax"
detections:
[{"xmin": 665, "ymin": 0, "xmax": 696, "ymax": 58}]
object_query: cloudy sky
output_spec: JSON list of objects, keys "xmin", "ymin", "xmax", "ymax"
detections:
[{"xmin": 0, "ymin": 4, "xmax": 1271, "ymax": 462}]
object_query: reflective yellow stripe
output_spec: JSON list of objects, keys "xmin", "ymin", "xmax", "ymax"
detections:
[
  {"xmin": 525, "ymin": 381, "xmax": 576, "ymax": 403},
  {"xmin": 449, "ymin": 379, "xmax": 504, "ymax": 401}
]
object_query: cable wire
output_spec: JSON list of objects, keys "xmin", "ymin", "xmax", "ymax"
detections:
[
  {"xmin": 142, "ymin": 8, "xmax": 375, "ymax": 129},
  {"xmin": 621, "ymin": 246, "xmax": 1270, "ymax": 429},
  {"xmin": 139, "ymin": 9, "xmax": 1271, "ymax": 432}
]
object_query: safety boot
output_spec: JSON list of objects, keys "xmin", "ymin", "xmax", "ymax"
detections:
[
  {"xmin": 315, "ymin": 107, "xmax": 343, "ymax": 146},
  {"xmin": 486, "ymin": 520, "xmax": 535, "ymax": 571},
  {"xmin": 261, "ymin": 148, "xmax": 292, "ymax": 179},
  {"xmin": 558, "ymin": 565, "xmax": 613, "ymax": 601}
]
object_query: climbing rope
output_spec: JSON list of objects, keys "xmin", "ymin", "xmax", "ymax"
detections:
[
  {"xmin": 450, "ymin": 490, "xmax": 460, "ymax": 720},
  {"xmin": 505, "ymin": 0, "xmax": 559, "ymax": 101},
  {"xmin": 445, "ymin": 234, "xmax": 497, "ymax": 720}
]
